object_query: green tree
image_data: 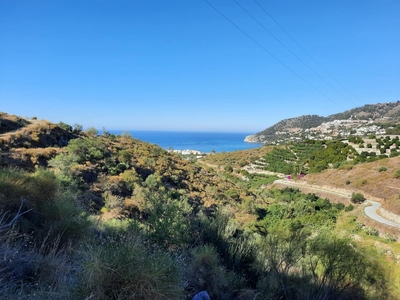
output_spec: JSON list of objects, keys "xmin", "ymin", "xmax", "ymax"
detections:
[
  {"xmin": 351, "ymin": 192, "xmax": 365, "ymax": 204},
  {"xmin": 65, "ymin": 137, "xmax": 109, "ymax": 163},
  {"xmin": 118, "ymin": 149, "xmax": 132, "ymax": 165},
  {"xmin": 84, "ymin": 127, "xmax": 98, "ymax": 136},
  {"xmin": 143, "ymin": 190, "xmax": 192, "ymax": 248},
  {"xmin": 58, "ymin": 121, "xmax": 72, "ymax": 131},
  {"xmin": 73, "ymin": 123, "xmax": 83, "ymax": 133},
  {"xmin": 308, "ymin": 232, "xmax": 378, "ymax": 298}
]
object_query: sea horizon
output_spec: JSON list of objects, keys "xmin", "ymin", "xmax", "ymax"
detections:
[{"xmin": 108, "ymin": 130, "xmax": 262, "ymax": 153}]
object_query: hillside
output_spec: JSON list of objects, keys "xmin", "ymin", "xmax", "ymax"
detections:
[
  {"xmin": 303, "ymin": 156, "xmax": 400, "ymax": 214},
  {"xmin": 0, "ymin": 112, "xmax": 30, "ymax": 134},
  {"xmin": 1, "ymin": 112, "xmax": 400, "ymax": 299},
  {"xmin": 246, "ymin": 101, "xmax": 400, "ymax": 144}
]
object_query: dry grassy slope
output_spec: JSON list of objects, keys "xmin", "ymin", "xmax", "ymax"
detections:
[
  {"xmin": 0, "ymin": 112, "xmax": 30, "ymax": 134},
  {"xmin": 304, "ymin": 156, "xmax": 400, "ymax": 213},
  {"xmin": 0, "ymin": 116, "xmax": 78, "ymax": 169},
  {"xmin": 201, "ymin": 145, "xmax": 277, "ymax": 168},
  {"xmin": 0, "ymin": 113, "xmax": 255, "ymax": 223},
  {"xmin": 0, "ymin": 118, "xmax": 76, "ymax": 148}
]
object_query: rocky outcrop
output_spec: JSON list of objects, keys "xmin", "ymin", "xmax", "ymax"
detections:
[{"xmin": 244, "ymin": 134, "xmax": 264, "ymax": 143}]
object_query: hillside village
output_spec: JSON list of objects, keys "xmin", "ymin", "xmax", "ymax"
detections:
[{"xmin": 245, "ymin": 101, "xmax": 400, "ymax": 145}]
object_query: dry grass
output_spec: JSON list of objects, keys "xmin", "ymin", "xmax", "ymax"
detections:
[
  {"xmin": 201, "ymin": 145, "xmax": 276, "ymax": 168},
  {"xmin": 304, "ymin": 156, "xmax": 400, "ymax": 213},
  {"xmin": 0, "ymin": 213, "xmax": 77, "ymax": 299},
  {"xmin": 0, "ymin": 113, "xmax": 30, "ymax": 135}
]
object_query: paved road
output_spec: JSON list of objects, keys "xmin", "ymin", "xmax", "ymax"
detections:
[
  {"xmin": 364, "ymin": 200, "xmax": 400, "ymax": 229},
  {"xmin": 273, "ymin": 179, "xmax": 400, "ymax": 229}
]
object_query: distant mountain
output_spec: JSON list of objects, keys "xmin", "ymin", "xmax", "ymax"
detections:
[{"xmin": 245, "ymin": 101, "xmax": 400, "ymax": 144}]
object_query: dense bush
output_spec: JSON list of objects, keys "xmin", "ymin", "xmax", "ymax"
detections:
[
  {"xmin": 255, "ymin": 230, "xmax": 385, "ymax": 299},
  {"xmin": 378, "ymin": 166, "xmax": 388, "ymax": 172},
  {"xmin": 81, "ymin": 232, "xmax": 184, "ymax": 300},
  {"xmin": 225, "ymin": 164, "xmax": 233, "ymax": 173},
  {"xmin": 351, "ymin": 192, "xmax": 366, "ymax": 204},
  {"xmin": 0, "ymin": 168, "xmax": 58, "ymax": 211},
  {"xmin": 187, "ymin": 245, "xmax": 246, "ymax": 300}
]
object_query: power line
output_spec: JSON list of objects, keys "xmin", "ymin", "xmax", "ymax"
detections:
[
  {"xmin": 234, "ymin": 0, "xmax": 358, "ymax": 107},
  {"xmin": 253, "ymin": 0, "xmax": 362, "ymax": 104},
  {"xmin": 202, "ymin": 0, "xmax": 344, "ymax": 109}
]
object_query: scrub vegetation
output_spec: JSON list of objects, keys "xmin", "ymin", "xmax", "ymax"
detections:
[{"xmin": 1, "ymin": 113, "xmax": 399, "ymax": 299}]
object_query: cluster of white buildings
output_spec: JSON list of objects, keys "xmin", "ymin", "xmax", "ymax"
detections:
[
  {"xmin": 171, "ymin": 149, "xmax": 202, "ymax": 155},
  {"xmin": 267, "ymin": 119, "xmax": 390, "ymax": 145}
]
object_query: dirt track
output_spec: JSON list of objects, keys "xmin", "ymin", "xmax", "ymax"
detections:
[{"xmin": 273, "ymin": 179, "xmax": 400, "ymax": 229}]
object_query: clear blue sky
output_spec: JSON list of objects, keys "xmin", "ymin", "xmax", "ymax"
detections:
[{"xmin": 1, "ymin": 0, "xmax": 399, "ymax": 132}]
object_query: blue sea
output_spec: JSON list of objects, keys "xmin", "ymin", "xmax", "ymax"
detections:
[{"xmin": 109, "ymin": 131, "xmax": 263, "ymax": 153}]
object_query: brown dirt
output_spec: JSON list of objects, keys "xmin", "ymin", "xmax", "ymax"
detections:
[{"xmin": 304, "ymin": 156, "xmax": 400, "ymax": 213}]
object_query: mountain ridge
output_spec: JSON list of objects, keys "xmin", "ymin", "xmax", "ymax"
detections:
[{"xmin": 245, "ymin": 101, "xmax": 400, "ymax": 144}]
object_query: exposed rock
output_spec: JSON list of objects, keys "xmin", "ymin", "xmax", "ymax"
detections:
[{"xmin": 244, "ymin": 134, "xmax": 264, "ymax": 143}]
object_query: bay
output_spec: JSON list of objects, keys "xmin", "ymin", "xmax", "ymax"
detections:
[{"xmin": 109, "ymin": 131, "xmax": 263, "ymax": 153}]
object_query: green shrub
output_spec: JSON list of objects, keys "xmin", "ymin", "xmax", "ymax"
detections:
[
  {"xmin": 39, "ymin": 192, "xmax": 91, "ymax": 245},
  {"xmin": 364, "ymin": 226, "xmax": 379, "ymax": 236},
  {"xmin": 257, "ymin": 229, "xmax": 386, "ymax": 299},
  {"xmin": 390, "ymin": 151, "xmax": 400, "ymax": 158},
  {"xmin": 58, "ymin": 121, "xmax": 72, "ymax": 132},
  {"xmin": 188, "ymin": 245, "xmax": 244, "ymax": 300},
  {"xmin": 345, "ymin": 180, "xmax": 351, "ymax": 185},
  {"xmin": 143, "ymin": 190, "xmax": 192, "ymax": 249},
  {"xmin": 351, "ymin": 192, "xmax": 366, "ymax": 204},
  {"xmin": 121, "ymin": 169, "xmax": 141, "ymax": 192},
  {"xmin": 225, "ymin": 189, "xmax": 240, "ymax": 201},
  {"xmin": 378, "ymin": 166, "xmax": 388, "ymax": 172},
  {"xmin": 117, "ymin": 149, "xmax": 132, "ymax": 165},
  {"xmin": 0, "ymin": 211, "xmax": 76, "ymax": 299},
  {"xmin": 73, "ymin": 123, "xmax": 83, "ymax": 133},
  {"xmin": 384, "ymin": 233, "xmax": 397, "ymax": 242},
  {"xmin": 102, "ymin": 191, "xmax": 123, "ymax": 210},
  {"xmin": 345, "ymin": 204, "xmax": 354, "ymax": 212},
  {"xmin": 80, "ymin": 233, "xmax": 184, "ymax": 300},
  {"xmin": 334, "ymin": 203, "xmax": 345, "ymax": 210},
  {"xmin": 339, "ymin": 161, "xmax": 354, "ymax": 170},
  {"xmin": 394, "ymin": 169, "xmax": 400, "ymax": 179},
  {"xmin": 84, "ymin": 127, "xmax": 98, "ymax": 136},
  {"xmin": 65, "ymin": 137, "xmax": 109, "ymax": 164},
  {"xmin": 225, "ymin": 164, "xmax": 233, "ymax": 173},
  {"xmin": 0, "ymin": 168, "xmax": 58, "ymax": 211}
]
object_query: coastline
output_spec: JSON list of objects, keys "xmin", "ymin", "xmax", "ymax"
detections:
[{"xmin": 109, "ymin": 130, "xmax": 263, "ymax": 153}]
